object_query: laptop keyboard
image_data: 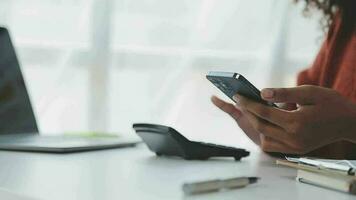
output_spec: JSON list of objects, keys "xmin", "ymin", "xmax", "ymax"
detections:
[{"xmin": 0, "ymin": 133, "xmax": 137, "ymax": 150}]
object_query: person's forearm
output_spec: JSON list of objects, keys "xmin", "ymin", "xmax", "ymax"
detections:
[
  {"xmin": 344, "ymin": 104, "xmax": 356, "ymax": 144},
  {"xmin": 344, "ymin": 124, "xmax": 356, "ymax": 144},
  {"xmin": 307, "ymin": 141, "xmax": 356, "ymax": 159}
]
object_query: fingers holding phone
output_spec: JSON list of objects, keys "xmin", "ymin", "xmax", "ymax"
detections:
[
  {"xmin": 211, "ymin": 95, "xmax": 262, "ymax": 146},
  {"xmin": 208, "ymin": 72, "xmax": 356, "ymax": 157}
]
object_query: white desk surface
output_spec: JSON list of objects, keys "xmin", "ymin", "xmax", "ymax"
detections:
[{"xmin": 0, "ymin": 144, "xmax": 354, "ymax": 200}]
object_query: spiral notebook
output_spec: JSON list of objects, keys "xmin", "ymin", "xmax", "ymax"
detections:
[{"xmin": 277, "ymin": 157, "xmax": 356, "ymax": 194}]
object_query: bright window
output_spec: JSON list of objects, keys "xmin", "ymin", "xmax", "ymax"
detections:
[{"xmin": 0, "ymin": 0, "xmax": 322, "ymax": 148}]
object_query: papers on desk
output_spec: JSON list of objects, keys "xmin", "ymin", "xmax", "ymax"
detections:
[
  {"xmin": 0, "ymin": 188, "xmax": 40, "ymax": 200},
  {"xmin": 277, "ymin": 157, "xmax": 356, "ymax": 195},
  {"xmin": 285, "ymin": 157, "xmax": 356, "ymax": 175}
]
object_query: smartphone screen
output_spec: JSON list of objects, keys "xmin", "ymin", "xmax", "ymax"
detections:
[{"xmin": 206, "ymin": 71, "xmax": 276, "ymax": 107}]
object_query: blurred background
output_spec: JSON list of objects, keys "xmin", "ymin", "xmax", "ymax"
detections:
[{"xmin": 0, "ymin": 0, "xmax": 323, "ymax": 150}]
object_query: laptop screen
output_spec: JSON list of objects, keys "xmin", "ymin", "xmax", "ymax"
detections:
[{"xmin": 0, "ymin": 27, "xmax": 38, "ymax": 134}]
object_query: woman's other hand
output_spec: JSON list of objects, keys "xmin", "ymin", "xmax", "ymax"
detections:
[
  {"xmin": 211, "ymin": 96, "xmax": 262, "ymax": 145},
  {"xmin": 235, "ymin": 85, "xmax": 356, "ymax": 156},
  {"xmin": 211, "ymin": 96, "xmax": 298, "ymax": 146}
]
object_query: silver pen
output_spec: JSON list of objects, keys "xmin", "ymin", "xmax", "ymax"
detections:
[{"xmin": 182, "ymin": 176, "xmax": 259, "ymax": 195}]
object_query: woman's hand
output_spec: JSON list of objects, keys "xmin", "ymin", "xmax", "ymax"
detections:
[
  {"xmin": 211, "ymin": 96, "xmax": 262, "ymax": 146},
  {"xmin": 211, "ymin": 96, "xmax": 298, "ymax": 146},
  {"xmin": 234, "ymin": 85, "xmax": 356, "ymax": 156}
]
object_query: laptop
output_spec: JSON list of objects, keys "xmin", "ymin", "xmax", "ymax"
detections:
[{"xmin": 0, "ymin": 27, "xmax": 139, "ymax": 153}]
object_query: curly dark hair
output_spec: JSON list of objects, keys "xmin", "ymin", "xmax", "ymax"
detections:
[{"xmin": 297, "ymin": 0, "xmax": 356, "ymax": 32}]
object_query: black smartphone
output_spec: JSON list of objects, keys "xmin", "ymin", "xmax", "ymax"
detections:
[{"xmin": 206, "ymin": 71, "xmax": 276, "ymax": 107}]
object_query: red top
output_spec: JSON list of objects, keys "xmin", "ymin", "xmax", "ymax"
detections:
[
  {"xmin": 297, "ymin": 14, "xmax": 356, "ymax": 102},
  {"xmin": 297, "ymin": 14, "xmax": 356, "ymax": 158}
]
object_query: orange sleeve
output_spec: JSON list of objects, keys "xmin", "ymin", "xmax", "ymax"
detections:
[
  {"xmin": 297, "ymin": 12, "xmax": 342, "ymax": 87},
  {"xmin": 297, "ymin": 41, "xmax": 327, "ymax": 86}
]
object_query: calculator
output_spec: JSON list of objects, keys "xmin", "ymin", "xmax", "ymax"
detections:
[{"xmin": 133, "ymin": 123, "xmax": 249, "ymax": 161}]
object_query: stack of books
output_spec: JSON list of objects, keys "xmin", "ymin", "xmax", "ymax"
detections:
[{"xmin": 277, "ymin": 157, "xmax": 356, "ymax": 194}]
